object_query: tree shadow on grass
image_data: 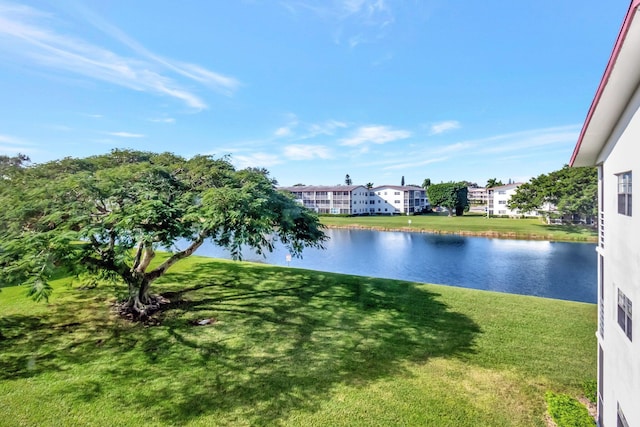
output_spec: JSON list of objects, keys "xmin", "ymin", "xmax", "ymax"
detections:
[{"xmin": 0, "ymin": 260, "xmax": 481, "ymax": 425}]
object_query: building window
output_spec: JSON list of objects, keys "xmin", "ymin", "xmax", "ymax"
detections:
[
  {"xmin": 617, "ymin": 171, "xmax": 632, "ymax": 216},
  {"xmin": 394, "ymin": 200, "xmax": 400, "ymax": 204},
  {"xmin": 617, "ymin": 288, "xmax": 632, "ymax": 341},
  {"xmin": 498, "ymin": 200, "xmax": 506, "ymax": 205}
]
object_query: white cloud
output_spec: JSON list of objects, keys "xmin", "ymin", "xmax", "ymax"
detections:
[
  {"xmin": 150, "ymin": 118, "xmax": 175, "ymax": 124},
  {"xmin": 232, "ymin": 152, "xmax": 282, "ymax": 169},
  {"xmin": 282, "ymin": 0, "xmax": 393, "ymax": 47},
  {"xmin": 478, "ymin": 125, "xmax": 580, "ymax": 154},
  {"xmin": 0, "ymin": 134, "xmax": 36, "ymax": 154},
  {"xmin": 432, "ymin": 142, "xmax": 473, "ymax": 154},
  {"xmin": 107, "ymin": 132, "xmax": 145, "ymax": 138},
  {"xmin": 340, "ymin": 125, "xmax": 411, "ymax": 146},
  {"xmin": 284, "ymin": 144, "xmax": 332, "ymax": 160},
  {"xmin": 429, "ymin": 120, "xmax": 461, "ymax": 135},
  {"xmin": 274, "ymin": 116, "xmax": 347, "ymax": 140},
  {"xmin": 0, "ymin": 3, "xmax": 240, "ymax": 109},
  {"xmin": 383, "ymin": 156, "xmax": 449, "ymax": 170},
  {"xmin": 273, "ymin": 113, "xmax": 300, "ymax": 138},
  {"xmin": 275, "ymin": 126, "xmax": 293, "ymax": 137},
  {"xmin": 48, "ymin": 124, "xmax": 73, "ymax": 132},
  {"xmin": 304, "ymin": 120, "xmax": 347, "ymax": 138}
]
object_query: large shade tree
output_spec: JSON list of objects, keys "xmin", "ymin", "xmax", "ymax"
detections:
[
  {"xmin": 0, "ymin": 150, "xmax": 326, "ymax": 318},
  {"xmin": 508, "ymin": 165, "xmax": 597, "ymax": 221},
  {"xmin": 426, "ymin": 182, "xmax": 469, "ymax": 216}
]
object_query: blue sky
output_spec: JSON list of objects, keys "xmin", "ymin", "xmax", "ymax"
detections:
[{"xmin": 0, "ymin": 0, "xmax": 630, "ymax": 187}]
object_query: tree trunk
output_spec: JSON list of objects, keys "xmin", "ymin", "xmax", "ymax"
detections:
[
  {"xmin": 123, "ymin": 273, "xmax": 158, "ymax": 319},
  {"xmin": 119, "ymin": 236, "xmax": 205, "ymax": 321}
]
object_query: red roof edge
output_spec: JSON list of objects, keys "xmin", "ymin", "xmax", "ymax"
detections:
[{"xmin": 570, "ymin": 0, "xmax": 640, "ymax": 166}]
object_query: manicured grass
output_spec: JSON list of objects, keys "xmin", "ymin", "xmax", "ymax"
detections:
[
  {"xmin": 321, "ymin": 214, "xmax": 597, "ymax": 242},
  {"xmin": 0, "ymin": 256, "xmax": 596, "ymax": 426}
]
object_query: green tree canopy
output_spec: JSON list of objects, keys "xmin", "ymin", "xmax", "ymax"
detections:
[
  {"xmin": 486, "ymin": 178, "xmax": 503, "ymax": 188},
  {"xmin": 426, "ymin": 182, "xmax": 469, "ymax": 216},
  {"xmin": 0, "ymin": 150, "xmax": 326, "ymax": 319},
  {"xmin": 508, "ymin": 165, "xmax": 597, "ymax": 220}
]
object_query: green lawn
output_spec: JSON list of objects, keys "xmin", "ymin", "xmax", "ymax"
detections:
[
  {"xmin": 321, "ymin": 214, "xmax": 597, "ymax": 242},
  {"xmin": 0, "ymin": 256, "xmax": 596, "ymax": 426}
]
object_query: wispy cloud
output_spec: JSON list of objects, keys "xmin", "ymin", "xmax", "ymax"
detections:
[
  {"xmin": 107, "ymin": 131, "xmax": 145, "ymax": 138},
  {"xmin": 0, "ymin": 2, "xmax": 239, "ymax": 109},
  {"xmin": 432, "ymin": 142, "xmax": 473, "ymax": 154},
  {"xmin": 337, "ymin": 0, "xmax": 393, "ymax": 25},
  {"xmin": 47, "ymin": 124, "xmax": 73, "ymax": 132},
  {"xmin": 303, "ymin": 120, "xmax": 347, "ymax": 138},
  {"xmin": 232, "ymin": 152, "xmax": 282, "ymax": 169},
  {"xmin": 284, "ymin": 144, "xmax": 332, "ymax": 160},
  {"xmin": 358, "ymin": 125, "xmax": 578, "ymax": 174},
  {"xmin": 273, "ymin": 113, "xmax": 300, "ymax": 138},
  {"xmin": 383, "ymin": 156, "xmax": 448, "ymax": 170},
  {"xmin": 275, "ymin": 126, "xmax": 294, "ymax": 137},
  {"xmin": 282, "ymin": 0, "xmax": 394, "ymax": 47},
  {"xmin": 340, "ymin": 125, "xmax": 411, "ymax": 146},
  {"xmin": 274, "ymin": 116, "xmax": 347, "ymax": 140},
  {"xmin": 0, "ymin": 133, "xmax": 37, "ymax": 154},
  {"xmin": 150, "ymin": 118, "xmax": 175, "ymax": 124},
  {"xmin": 429, "ymin": 120, "xmax": 461, "ymax": 135},
  {"xmin": 477, "ymin": 125, "xmax": 580, "ymax": 154}
]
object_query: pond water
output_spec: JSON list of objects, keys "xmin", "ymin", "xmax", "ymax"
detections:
[{"xmin": 191, "ymin": 228, "xmax": 597, "ymax": 304}]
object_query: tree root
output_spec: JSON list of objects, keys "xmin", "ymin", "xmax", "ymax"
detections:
[{"xmin": 113, "ymin": 294, "xmax": 170, "ymax": 323}]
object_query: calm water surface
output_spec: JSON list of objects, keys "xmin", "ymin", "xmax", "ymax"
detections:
[{"xmin": 192, "ymin": 228, "xmax": 597, "ymax": 303}]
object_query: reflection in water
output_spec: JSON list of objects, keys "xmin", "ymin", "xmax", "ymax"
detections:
[{"xmin": 193, "ymin": 228, "xmax": 596, "ymax": 303}]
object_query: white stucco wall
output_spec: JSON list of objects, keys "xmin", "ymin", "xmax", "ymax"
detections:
[
  {"xmin": 596, "ymin": 82, "xmax": 640, "ymax": 427},
  {"xmin": 350, "ymin": 186, "xmax": 370, "ymax": 215},
  {"xmin": 372, "ymin": 187, "xmax": 402, "ymax": 214}
]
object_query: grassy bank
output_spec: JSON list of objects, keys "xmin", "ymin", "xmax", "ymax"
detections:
[
  {"xmin": 321, "ymin": 214, "xmax": 598, "ymax": 242},
  {"xmin": 0, "ymin": 257, "xmax": 596, "ymax": 426}
]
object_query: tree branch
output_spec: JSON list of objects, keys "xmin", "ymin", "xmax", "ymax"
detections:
[
  {"xmin": 132, "ymin": 241, "xmax": 144, "ymax": 271},
  {"xmin": 146, "ymin": 234, "xmax": 205, "ymax": 282},
  {"xmin": 135, "ymin": 242, "xmax": 155, "ymax": 273}
]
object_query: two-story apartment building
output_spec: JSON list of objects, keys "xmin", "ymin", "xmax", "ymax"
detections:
[
  {"xmin": 280, "ymin": 185, "xmax": 428, "ymax": 215},
  {"xmin": 570, "ymin": 1, "xmax": 640, "ymax": 425}
]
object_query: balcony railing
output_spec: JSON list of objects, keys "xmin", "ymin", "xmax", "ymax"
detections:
[{"xmin": 599, "ymin": 211, "xmax": 604, "ymax": 248}]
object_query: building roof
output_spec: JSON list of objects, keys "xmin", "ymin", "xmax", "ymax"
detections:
[
  {"xmin": 279, "ymin": 185, "xmax": 366, "ymax": 192},
  {"xmin": 371, "ymin": 185, "xmax": 424, "ymax": 191},
  {"xmin": 488, "ymin": 183, "xmax": 522, "ymax": 191},
  {"xmin": 571, "ymin": 0, "xmax": 640, "ymax": 167}
]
